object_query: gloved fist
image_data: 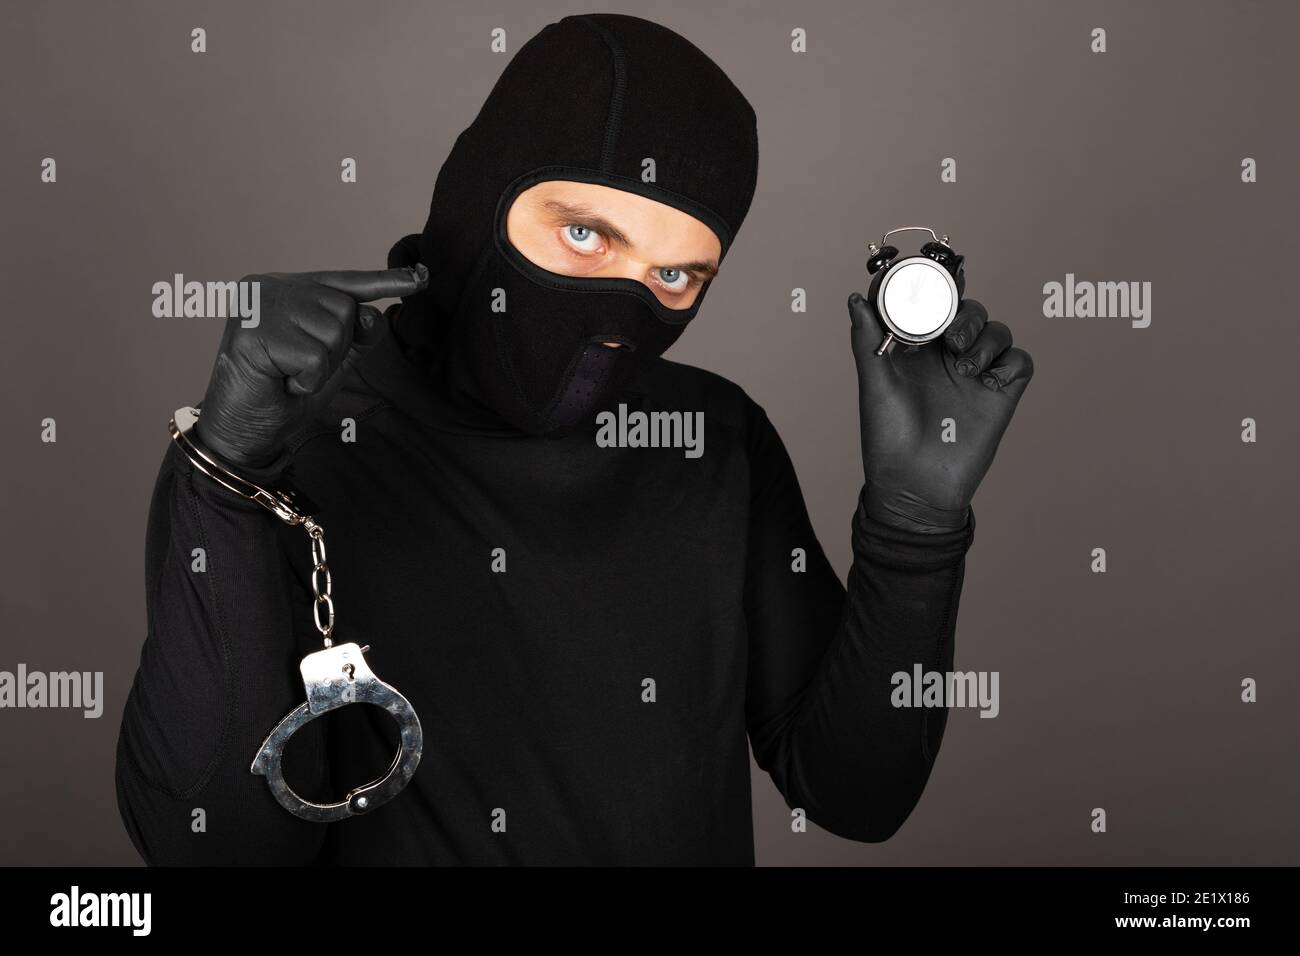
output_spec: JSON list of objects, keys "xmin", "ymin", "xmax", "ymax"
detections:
[
  {"xmin": 194, "ymin": 266, "xmax": 429, "ymax": 470},
  {"xmin": 848, "ymin": 288, "xmax": 1033, "ymax": 534}
]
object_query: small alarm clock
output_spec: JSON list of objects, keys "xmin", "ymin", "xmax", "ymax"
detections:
[{"xmin": 865, "ymin": 227, "xmax": 966, "ymax": 355}]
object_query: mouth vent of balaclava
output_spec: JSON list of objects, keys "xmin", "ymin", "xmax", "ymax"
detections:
[{"xmin": 393, "ymin": 13, "xmax": 760, "ymax": 435}]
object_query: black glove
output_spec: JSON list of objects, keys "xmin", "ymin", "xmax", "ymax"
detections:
[
  {"xmin": 847, "ymin": 286, "xmax": 1033, "ymax": 535},
  {"xmin": 194, "ymin": 266, "xmax": 429, "ymax": 470}
]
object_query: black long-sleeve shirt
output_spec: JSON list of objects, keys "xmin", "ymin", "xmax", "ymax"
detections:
[{"xmin": 115, "ymin": 307, "xmax": 975, "ymax": 865}]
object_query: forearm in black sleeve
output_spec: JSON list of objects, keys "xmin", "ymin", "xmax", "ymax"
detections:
[
  {"xmin": 114, "ymin": 441, "xmax": 330, "ymax": 864},
  {"xmin": 744, "ymin": 406, "xmax": 975, "ymax": 843}
]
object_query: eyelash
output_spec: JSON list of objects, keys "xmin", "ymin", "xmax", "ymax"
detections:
[{"xmin": 559, "ymin": 223, "xmax": 702, "ymax": 294}]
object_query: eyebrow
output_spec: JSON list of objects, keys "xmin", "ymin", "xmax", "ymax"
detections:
[{"xmin": 540, "ymin": 199, "xmax": 720, "ymax": 279}]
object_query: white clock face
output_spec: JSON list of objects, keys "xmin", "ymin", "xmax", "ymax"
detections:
[{"xmin": 879, "ymin": 257, "xmax": 957, "ymax": 340}]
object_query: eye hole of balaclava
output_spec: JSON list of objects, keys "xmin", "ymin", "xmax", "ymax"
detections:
[
  {"xmin": 452, "ymin": 169, "xmax": 724, "ymax": 435},
  {"xmin": 499, "ymin": 178, "xmax": 724, "ymax": 316}
]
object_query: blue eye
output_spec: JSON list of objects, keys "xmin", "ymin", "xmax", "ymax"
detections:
[
  {"xmin": 563, "ymin": 224, "xmax": 602, "ymax": 252},
  {"xmin": 656, "ymin": 267, "xmax": 690, "ymax": 292}
]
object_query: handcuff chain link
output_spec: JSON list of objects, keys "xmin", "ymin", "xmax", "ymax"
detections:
[
  {"xmin": 247, "ymin": 493, "xmax": 334, "ymax": 649},
  {"xmin": 306, "ymin": 520, "xmax": 335, "ymax": 647}
]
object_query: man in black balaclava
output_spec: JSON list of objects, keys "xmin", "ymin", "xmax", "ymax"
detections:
[
  {"xmin": 116, "ymin": 13, "xmax": 1032, "ymax": 865},
  {"xmin": 388, "ymin": 11, "xmax": 758, "ymax": 438}
]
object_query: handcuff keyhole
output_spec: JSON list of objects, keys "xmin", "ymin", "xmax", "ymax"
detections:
[{"xmin": 342, "ymin": 663, "xmax": 355, "ymax": 681}]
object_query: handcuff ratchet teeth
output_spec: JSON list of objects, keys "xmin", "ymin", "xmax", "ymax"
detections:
[{"xmin": 169, "ymin": 406, "xmax": 424, "ymax": 822}]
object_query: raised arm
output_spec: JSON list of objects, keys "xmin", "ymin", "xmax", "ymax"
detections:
[
  {"xmin": 743, "ymin": 405, "xmax": 974, "ymax": 842},
  {"xmin": 746, "ymin": 286, "xmax": 1031, "ymax": 842}
]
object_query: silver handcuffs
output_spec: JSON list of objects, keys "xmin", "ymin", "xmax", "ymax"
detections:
[{"xmin": 169, "ymin": 406, "xmax": 424, "ymax": 822}]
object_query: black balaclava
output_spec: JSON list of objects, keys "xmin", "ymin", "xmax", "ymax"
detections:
[{"xmin": 388, "ymin": 13, "xmax": 759, "ymax": 437}]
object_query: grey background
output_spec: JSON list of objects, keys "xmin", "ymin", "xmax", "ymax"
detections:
[{"xmin": 1, "ymin": 0, "xmax": 1296, "ymax": 866}]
